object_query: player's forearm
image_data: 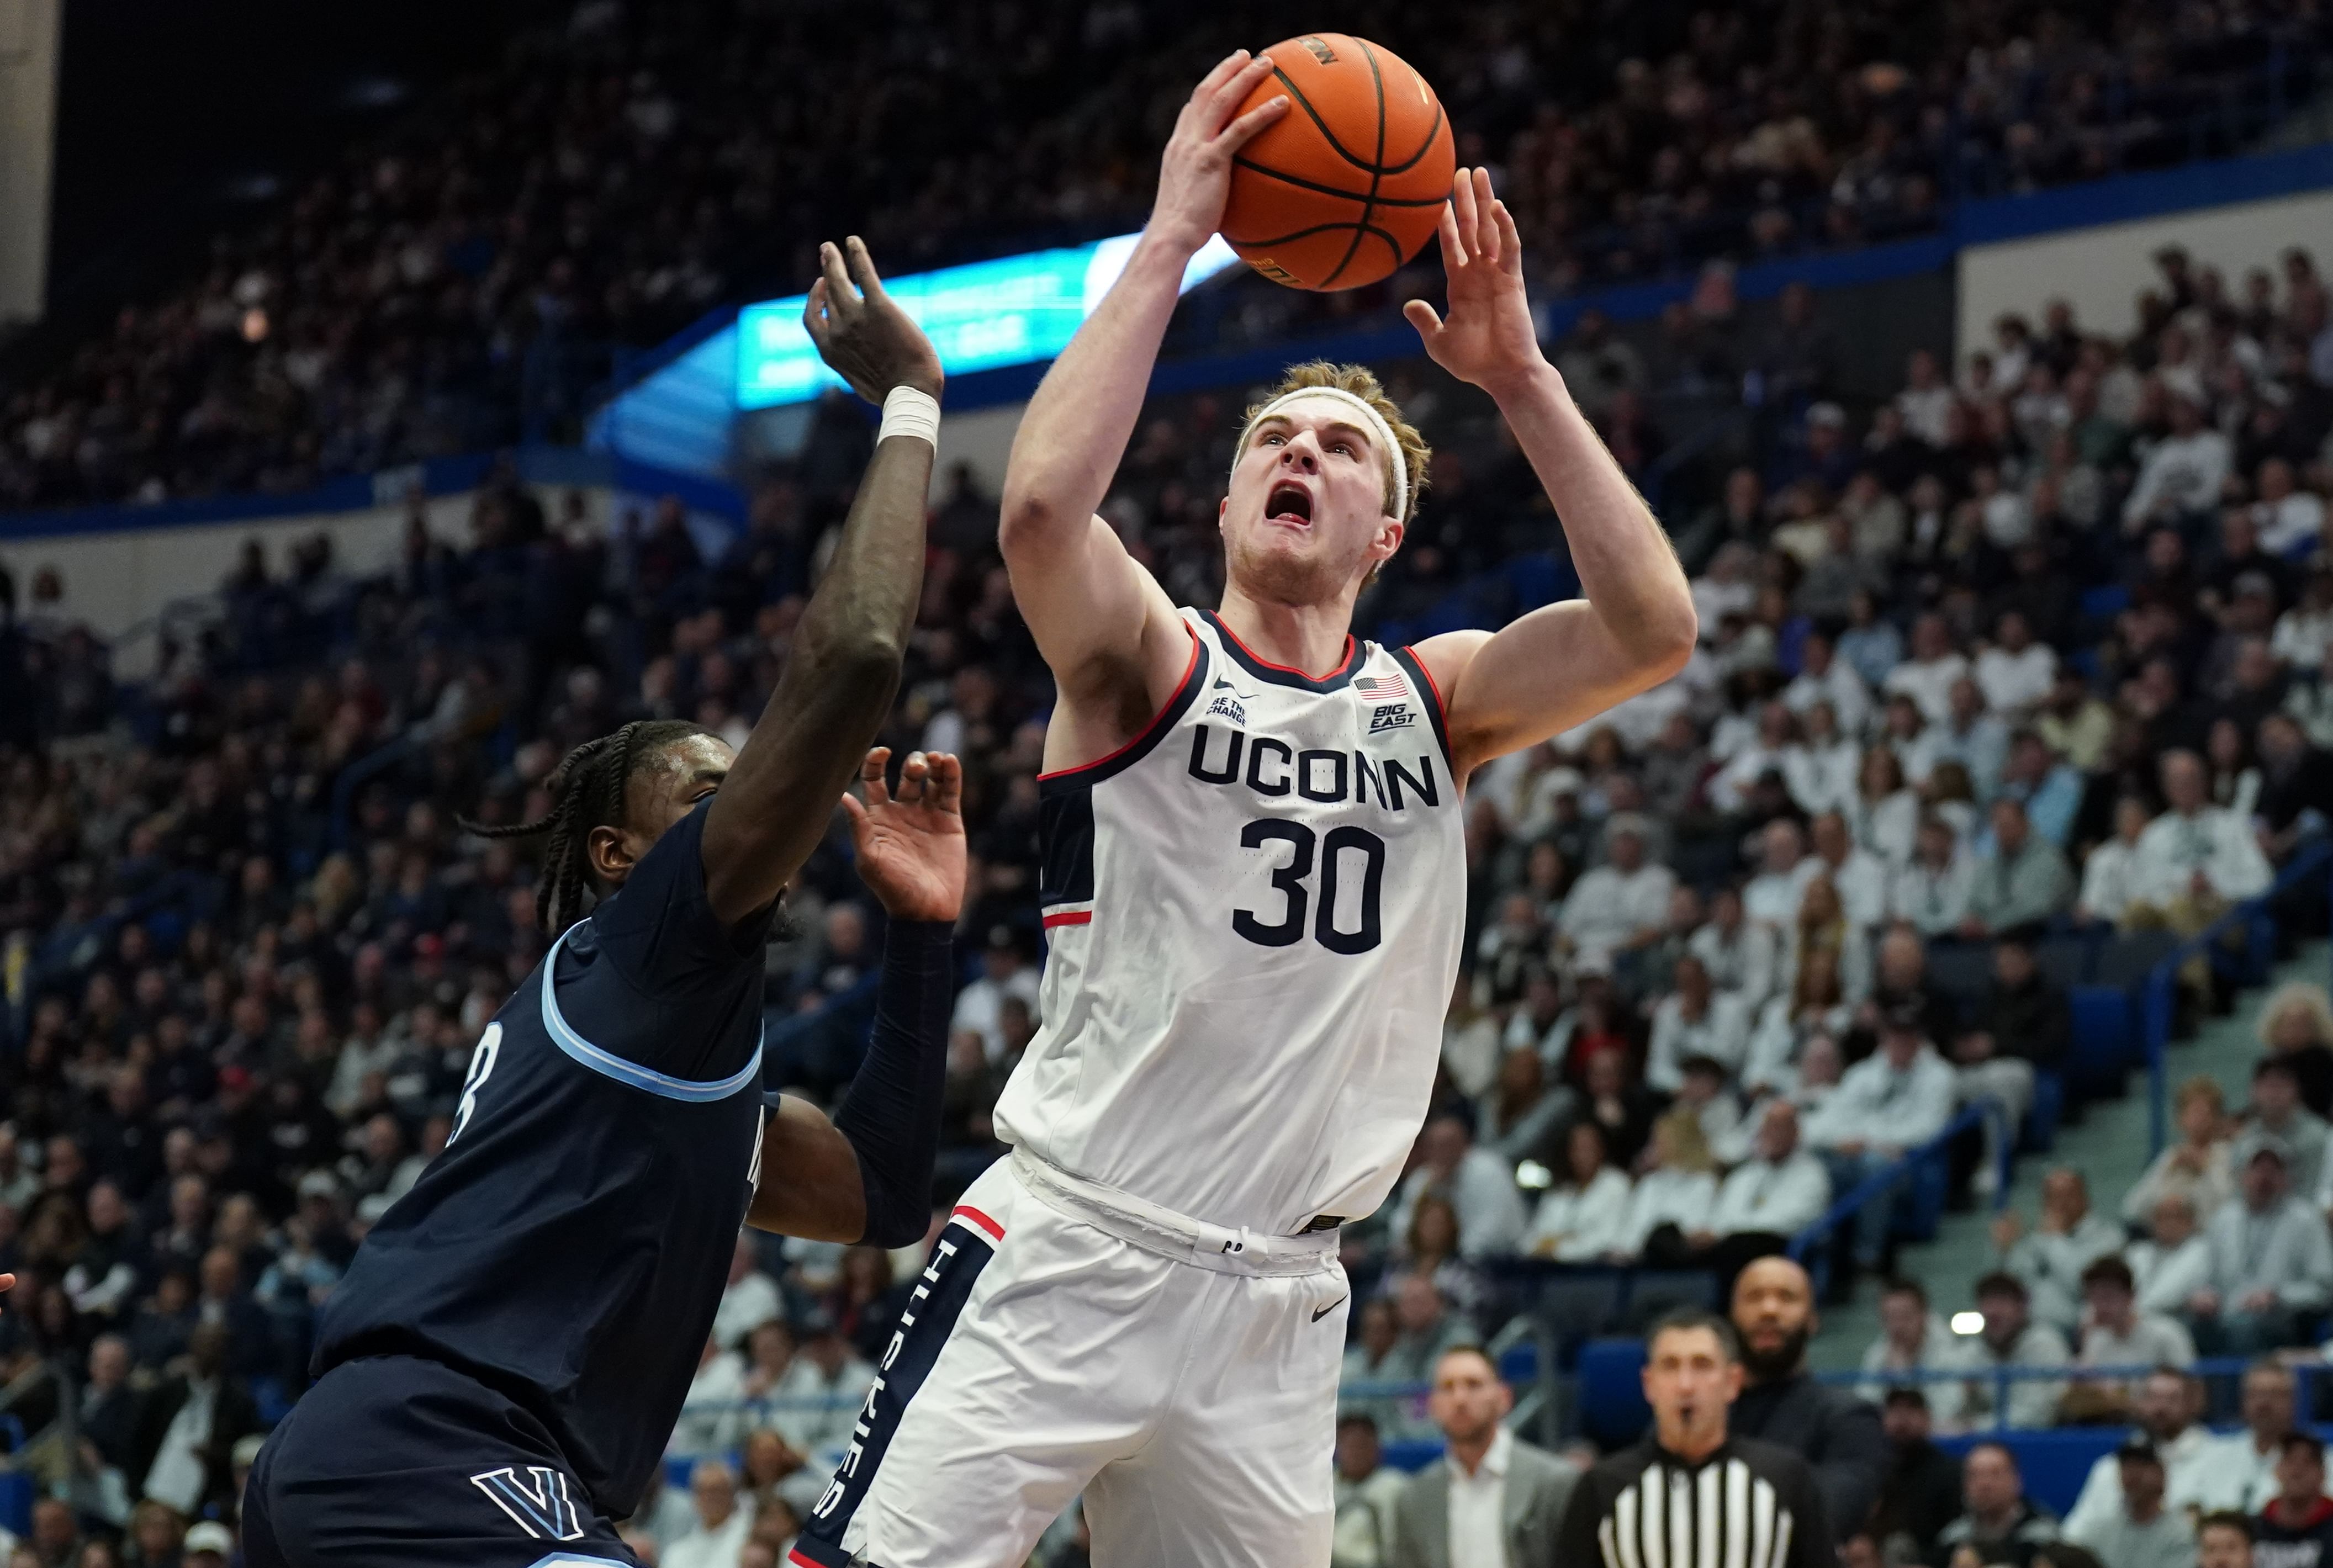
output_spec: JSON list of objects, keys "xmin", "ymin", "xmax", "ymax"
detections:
[
  {"xmin": 705, "ymin": 434, "xmax": 930, "ymax": 918},
  {"xmin": 1000, "ymin": 234, "xmax": 1191, "ymax": 542},
  {"xmin": 830, "ymin": 919, "xmax": 955, "ymax": 1247},
  {"xmin": 1498, "ymin": 364, "xmax": 1697, "ymax": 666}
]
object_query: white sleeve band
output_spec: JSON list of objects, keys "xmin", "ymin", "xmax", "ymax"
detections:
[{"xmin": 877, "ymin": 385, "xmax": 941, "ymax": 448}]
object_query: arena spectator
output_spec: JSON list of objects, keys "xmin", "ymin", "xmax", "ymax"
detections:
[
  {"xmin": 1930, "ymin": 1441, "xmax": 2062, "ymax": 1568},
  {"xmin": 1689, "ymin": 885, "xmax": 1780, "ymax": 1013},
  {"xmin": 1874, "ymin": 1390, "xmax": 1964, "ymax": 1565},
  {"xmin": 1806, "ymin": 812, "xmax": 1888, "ymax": 934},
  {"xmin": 1332, "ymin": 1413, "xmax": 1408, "ymax": 1568},
  {"xmin": 2259, "ymin": 984, "xmax": 2333, "ymax": 1122},
  {"xmin": 1387, "ymin": 1347, "xmax": 1577, "ymax": 1568},
  {"xmin": 2256, "ymin": 1435, "xmax": 2333, "ymax": 1566},
  {"xmin": 2199, "ymin": 1512, "xmax": 2256, "ymax": 1568},
  {"xmin": 1615, "ymin": 1111, "xmax": 1719, "ymax": 1264},
  {"xmin": 1993, "ymin": 1168, "xmax": 2124, "ymax": 1334},
  {"xmin": 665, "ymin": 1457, "xmax": 754, "ymax": 1568},
  {"xmin": 2075, "ymin": 797, "xmax": 2161, "ymax": 928},
  {"xmin": 2191, "ymin": 1363, "xmax": 2323, "ymax": 1514},
  {"xmin": 2131, "ymin": 1190, "xmax": 2217, "ymax": 1320},
  {"xmin": 2189, "ymin": 1141, "xmax": 2333, "ymax": 1354},
  {"xmin": 2064, "ymin": 1441, "xmax": 2198, "ymax": 1568},
  {"xmin": 1861, "ymin": 1278, "xmax": 1978, "ymax": 1431},
  {"xmin": 2239, "ymin": 1058, "xmax": 2330, "ymax": 1199},
  {"xmin": 1704, "ymin": 1100, "xmax": 1831, "ymax": 1249},
  {"xmin": 2077, "ymin": 1255, "xmax": 2196, "ymax": 1372},
  {"xmin": 1953, "ymin": 937, "xmax": 2070, "ymax": 1185},
  {"xmin": 1520, "ymin": 1121, "xmax": 1631, "ymax": 1263},
  {"xmin": 1387, "ymin": 1111, "xmax": 1527, "ymax": 1263},
  {"xmin": 1961, "ymin": 1272, "xmax": 2070, "ymax": 1431},
  {"xmin": 1644, "ymin": 956, "xmax": 1752, "ymax": 1093},
  {"xmin": 1961, "ymin": 801, "xmax": 2076, "ymax": 939},
  {"xmin": 713, "ymin": 1235, "xmax": 784, "ymax": 1352},
  {"xmin": 1808, "ymin": 1005, "xmax": 1958, "ymax": 1272},
  {"xmin": 2125, "ymin": 1078, "xmax": 2239, "ymax": 1228},
  {"xmin": 1556, "ymin": 817, "xmax": 1673, "ymax": 969},
  {"xmin": 2130, "ymin": 750, "xmax": 2275, "ymax": 925},
  {"xmin": 2064, "ymin": 1370, "xmax": 2213, "ymax": 1540}
]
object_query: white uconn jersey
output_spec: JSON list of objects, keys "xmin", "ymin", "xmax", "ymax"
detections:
[{"xmin": 994, "ymin": 608, "xmax": 1467, "ymax": 1235}]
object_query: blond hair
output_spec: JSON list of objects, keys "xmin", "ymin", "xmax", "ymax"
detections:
[
  {"xmin": 1238, "ymin": 361, "xmax": 1432, "ymax": 525},
  {"xmin": 2260, "ymin": 982, "xmax": 2333, "ymax": 1051},
  {"xmin": 1653, "ymin": 1106, "xmax": 1718, "ymax": 1175}
]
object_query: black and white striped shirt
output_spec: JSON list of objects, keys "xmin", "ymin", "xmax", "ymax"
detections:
[{"xmin": 1557, "ymin": 1435, "xmax": 1833, "ymax": 1568}]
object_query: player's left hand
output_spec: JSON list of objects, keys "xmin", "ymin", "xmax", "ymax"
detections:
[
  {"xmin": 843, "ymin": 748, "xmax": 967, "ymax": 923},
  {"xmin": 1403, "ymin": 167, "xmax": 1551, "ymax": 399}
]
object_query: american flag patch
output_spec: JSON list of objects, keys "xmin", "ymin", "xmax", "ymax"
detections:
[{"xmin": 1354, "ymin": 672, "xmax": 1409, "ymax": 700}]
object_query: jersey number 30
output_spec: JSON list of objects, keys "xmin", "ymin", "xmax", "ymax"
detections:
[{"xmin": 1233, "ymin": 819, "xmax": 1385, "ymax": 954}]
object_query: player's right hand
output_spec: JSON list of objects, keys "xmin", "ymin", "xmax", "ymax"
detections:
[
  {"xmin": 1148, "ymin": 51, "xmax": 1288, "ymax": 255},
  {"xmin": 803, "ymin": 237, "xmax": 943, "ymax": 404}
]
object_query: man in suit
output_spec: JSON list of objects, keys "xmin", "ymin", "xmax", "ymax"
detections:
[
  {"xmin": 131, "ymin": 1321, "xmax": 262, "ymax": 1517},
  {"xmin": 1390, "ymin": 1346, "xmax": 1579, "ymax": 1568}
]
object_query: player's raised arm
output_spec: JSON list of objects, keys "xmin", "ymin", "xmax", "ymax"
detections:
[
  {"xmin": 751, "ymin": 748, "xmax": 963, "ymax": 1245},
  {"xmin": 998, "ymin": 55, "xmax": 1287, "ymax": 753},
  {"xmin": 700, "ymin": 238, "xmax": 941, "ymax": 926},
  {"xmin": 1402, "ymin": 169, "xmax": 1699, "ymax": 778}
]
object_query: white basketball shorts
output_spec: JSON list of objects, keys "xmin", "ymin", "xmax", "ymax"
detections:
[{"xmin": 786, "ymin": 1149, "xmax": 1352, "ymax": 1568}]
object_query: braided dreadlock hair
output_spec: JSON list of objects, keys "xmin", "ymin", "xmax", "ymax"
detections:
[{"xmin": 458, "ymin": 718, "xmax": 709, "ymax": 935}]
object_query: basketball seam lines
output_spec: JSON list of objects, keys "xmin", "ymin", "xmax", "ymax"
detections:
[
  {"xmin": 1227, "ymin": 156, "xmax": 1448, "ymax": 208},
  {"xmin": 1319, "ymin": 40, "xmax": 1389, "ymax": 288},
  {"xmin": 1269, "ymin": 63, "xmax": 1380, "ymax": 175},
  {"xmin": 1227, "ymin": 219, "xmax": 1408, "ymax": 252}
]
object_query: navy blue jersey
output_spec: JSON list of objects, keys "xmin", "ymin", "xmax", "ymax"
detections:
[{"xmin": 315, "ymin": 799, "xmax": 771, "ymax": 1518}]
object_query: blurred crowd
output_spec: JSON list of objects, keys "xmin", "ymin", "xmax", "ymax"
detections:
[
  {"xmin": 3, "ymin": 133, "xmax": 2333, "ymax": 1568},
  {"xmin": 1, "ymin": 0, "xmax": 2327, "ymax": 511}
]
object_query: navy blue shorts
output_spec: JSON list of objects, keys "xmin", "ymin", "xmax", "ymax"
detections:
[{"xmin": 245, "ymin": 1357, "xmax": 639, "ymax": 1568}]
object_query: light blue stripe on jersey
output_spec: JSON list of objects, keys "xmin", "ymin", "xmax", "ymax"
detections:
[{"xmin": 538, "ymin": 925, "xmax": 763, "ymax": 1102}]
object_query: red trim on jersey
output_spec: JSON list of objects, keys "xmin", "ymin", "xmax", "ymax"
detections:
[
  {"xmin": 951, "ymin": 1204, "xmax": 1006, "ymax": 1243},
  {"xmin": 1212, "ymin": 616, "xmax": 1356, "ymax": 682},
  {"xmin": 1036, "ymin": 623, "xmax": 1202, "ymax": 782},
  {"xmin": 787, "ymin": 1550, "xmax": 822, "ymax": 1568},
  {"xmin": 1402, "ymin": 644, "xmax": 1448, "ymax": 721},
  {"xmin": 1041, "ymin": 909, "xmax": 1093, "ymax": 929}
]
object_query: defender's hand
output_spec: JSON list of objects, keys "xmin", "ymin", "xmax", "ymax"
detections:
[
  {"xmin": 804, "ymin": 238, "xmax": 943, "ymax": 403},
  {"xmin": 844, "ymin": 748, "xmax": 966, "ymax": 922},
  {"xmin": 1404, "ymin": 168, "xmax": 1551, "ymax": 399},
  {"xmin": 1149, "ymin": 51, "xmax": 1289, "ymax": 255}
]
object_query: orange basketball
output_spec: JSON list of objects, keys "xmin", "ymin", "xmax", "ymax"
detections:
[{"xmin": 1222, "ymin": 34, "xmax": 1457, "ymax": 292}]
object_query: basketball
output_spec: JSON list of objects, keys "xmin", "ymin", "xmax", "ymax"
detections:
[{"xmin": 1222, "ymin": 34, "xmax": 1457, "ymax": 292}]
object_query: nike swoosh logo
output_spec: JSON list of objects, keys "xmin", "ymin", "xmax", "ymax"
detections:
[{"xmin": 1312, "ymin": 1297, "xmax": 1346, "ymax": 1323}]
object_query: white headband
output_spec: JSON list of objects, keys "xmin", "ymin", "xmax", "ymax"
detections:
[{"xmin": 1239, "ymin": 386, "xmax": 1410, "ymax": 522}]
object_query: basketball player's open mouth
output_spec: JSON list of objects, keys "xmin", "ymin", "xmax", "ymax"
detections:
[{"xmin": 1266, "ymin": 481, "xmax": 1314, "ymax": 527}]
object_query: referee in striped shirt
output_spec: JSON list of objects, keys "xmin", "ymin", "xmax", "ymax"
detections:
[{"xmin": 1557, "ymin": 1308, "xmax": 1834, "ymax": 1568}]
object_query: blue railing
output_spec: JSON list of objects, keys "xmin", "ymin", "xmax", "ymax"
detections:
[
  {"xmin": 1786, "ymin": 1103, "xmax": 1998, "ymax": 1265},
  {"xmin": 1821, "ymin": 1355, "xmax": 2329, "ymax": 1432},
  {"xmin": 2142, "ymin": 840, "xmax": 2333, "ymax": 1154}
]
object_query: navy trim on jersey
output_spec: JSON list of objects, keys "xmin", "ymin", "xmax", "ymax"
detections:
[
  {"xmin": 1036, "ymin": 785, "xmax": 1097, "ymax": 916},
  {"xmin": 1036, "ymin": 631, "xmax": 1210, "ymax": 796},
  {"xmin": 1199, "ymin": 608, "xmax": 1364, "ymax": 692},
  {"xmin": 1389, "ymin": 644, "xmax": 1455, "ymax": 773},
  {"xmin": 539, "ymin": 927, "xmax": 764, "ymax": 1101},
  {"xmin": 792, "ymin": 1210, "xmax": 1002, "ymax": 1567}
]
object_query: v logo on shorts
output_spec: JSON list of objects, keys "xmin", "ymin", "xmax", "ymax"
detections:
[{"xmin": 470, "ymin": 1465, "xmax": 587, "ymax": 1541}]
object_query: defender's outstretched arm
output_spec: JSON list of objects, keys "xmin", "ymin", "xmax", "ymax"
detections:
[
  {"xmin": 1405, "ymin": 171, "xmax": 1698, "ymax": 777},
  {"xmin": 999, "ymin": 55, "xmax": 1287, "ymax": 749},
  {"xmin": 700, "ymin": 239, "xmax": 941, "ymax": 926}
]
